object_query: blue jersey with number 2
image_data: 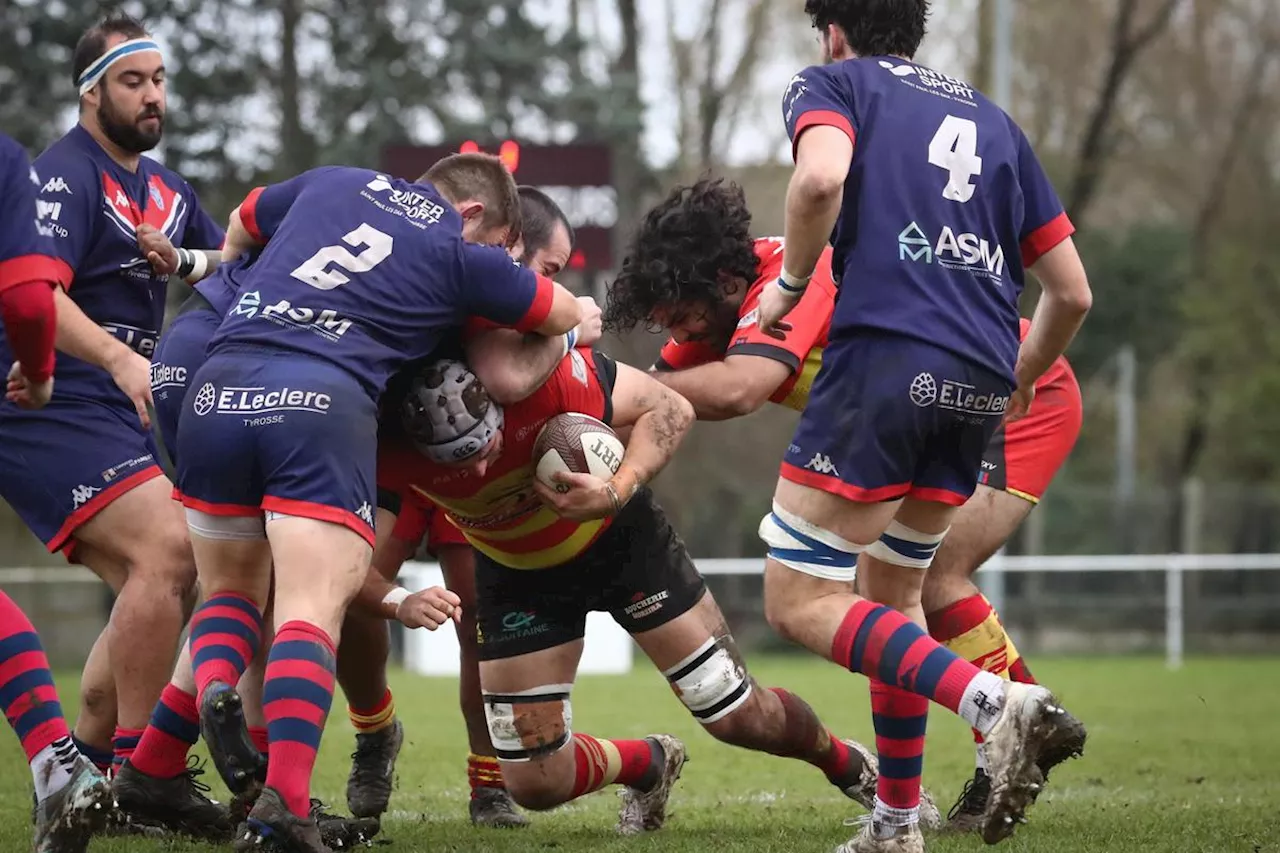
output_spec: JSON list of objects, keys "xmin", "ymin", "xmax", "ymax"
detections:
[
  {"xmin": 210, "ymin": 166, "xmax": 553, "ymax": 398},
  {"xmin": 782, "ymin": 57, "xmax": 1074, "ymax": 382}
]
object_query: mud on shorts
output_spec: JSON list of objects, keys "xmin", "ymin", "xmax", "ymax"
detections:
[
  {"xmin": 175, "ymin": 349, "xmax": 378, "ymax": 546},
  {"xmin": 474, "ymin": 488, "xmax": 707, "ymax": 661},
  {"xmin": 0, "ymin": 393, "xmax": 164, "ymax": 556},
  {"xmin": 781, "ymin": 330, "xmax": 1014, "ymax": 506}
]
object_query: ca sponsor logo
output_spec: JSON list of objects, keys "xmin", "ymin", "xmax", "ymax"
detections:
[{"xmin": 498, "ymin": 610, "xmax": 550, "ymax": 641}]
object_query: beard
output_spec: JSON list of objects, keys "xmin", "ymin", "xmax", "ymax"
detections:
[{"xmin": 97, "ymin": 88, "xmax": 163, "ymax": 153}]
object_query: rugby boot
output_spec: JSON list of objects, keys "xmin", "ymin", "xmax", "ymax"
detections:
[
  {"xmin": 836, "ymin": 817, "xmax": 925, "ymax": 853},
  {"xmin": 469, "ymin": 786, "xmax": 530, "ymax": 828},
  {"xmin": 346, "ymin": 718, "xmax": 403, "ymax": 818},
  {"xmin": 234, "ymin": 786, "xmax": 329, "ymax": 853},
  {"xmin": 616, "ymin": 734, "xmax": 686, "ymax": 835},
  {"xmin": 832, "ymin": 740, "xmax": 941, "ymax": 831},
  {"xmin": 112, "ymin": 756, "xmax": 234, "ymax": 840},
  {"xmin": 943, "ymin": 768, "xmax": 990, "ymax": 834},
  {"xmin": 311, "ymin": 799, "xmax": 381, "ymax": 849},
  {"xmin": 979, "ymin": 683, "xmax": 1086, "ymax": 844},
  {"xmin": 200, "ymin": 681, "xmax": 267, "ymax": 797},
  {"xmin": 32, "ymin": 755, "xmax": 113, "ymax": 853}
]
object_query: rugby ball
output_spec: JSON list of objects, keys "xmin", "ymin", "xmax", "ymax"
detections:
[{"xmin": 533, "ymin": 413, "xmax": 624, "ymax": 493}]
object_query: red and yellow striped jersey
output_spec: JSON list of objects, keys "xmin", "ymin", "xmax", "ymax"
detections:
[{"xmin": 377, "ymin": 348, "xmax": 615, "ymax": 570}]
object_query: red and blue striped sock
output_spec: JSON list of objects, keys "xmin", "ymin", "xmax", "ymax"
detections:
[
  {"xmin": 0, "ymin": 593, "xmax": 71, "ymax": 763},
  {"xmin": 112, "ymin": 726, "xmax": 143, "ymax": 770},
  {"xmin": 869, "ymin": 680, "xmax": 928, "ymax": 826},
  {"xmin": 190, "ymin": 593, "xmax": 263, "ymax": 704},
  {"xmin": 264, "ymin": 621, "xmax": 337, "ymax": 818},
  {"xmin": 833, "ymin": 600, "xmax": 1007, "ymax": 733},
  {"xmin": 129, "ymin": 684, "xmax": 200, "ymax": 779}
]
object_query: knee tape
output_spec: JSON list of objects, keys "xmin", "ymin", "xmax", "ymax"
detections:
[
  {"xmin": 482, "ymin": 684, "xmax": 573, "ymax": 761},
  {"xmin": 185, "ymin": 508, "xmax": 265, "ymax": 541},
  {"xmin": 866, "ymin": 520, "xmax": 948, "ymax": 569},
  {"xmin": 663, "ymin": 638, "xmax": 752, "ymax": 724},
  {"xmin": 758, "ymin": 501, "xmax": 864, "ymax": 582}
]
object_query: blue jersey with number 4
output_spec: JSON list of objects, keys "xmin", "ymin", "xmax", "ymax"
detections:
[
  {"xmin": 782, "ymin": 57, "xmax": 1074, "ymax": 382},
  {"xmin": 210, "ymin": 166, "xmax": 554, "ymax": 398}
]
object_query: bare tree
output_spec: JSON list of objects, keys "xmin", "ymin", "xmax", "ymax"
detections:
[{"xmin": 1065, "ymin": 0, "xmax": 1183, "ymax": 224}]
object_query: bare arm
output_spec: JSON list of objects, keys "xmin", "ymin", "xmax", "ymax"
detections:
[
  {"xmin": 53, "ymin": 288, "xmax": 153, "ymax": 426},
  {"xmin": 466, "ymin": 297, "xmax": 602, "ymax": 405},
  {"xmin": 607, "ymin": 362, "xmax": 696, "ymax": 504},
  {"xmin": 1018, "ymin": 237, "xmax": 1092, "ymax": 388},
  {"xmin": 651, "ymin": 354, "xmax": 792, "ymax": 421},
  {"xmin": 220, "ymin": 205, "xmax": 263, "ymax": 262},
  {"xmin": 781, "ymin": 126, "xmax": 854, "ymax": 282}
]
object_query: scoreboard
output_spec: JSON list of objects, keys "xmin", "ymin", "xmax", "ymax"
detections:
[{"xmin": 380, "ymin": 141, "xmax": 616, "ymax": 271}]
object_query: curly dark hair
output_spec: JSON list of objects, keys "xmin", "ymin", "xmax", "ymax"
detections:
[
  {"xmin": 604, "ymin": 177, "xmax": 759, "ymax": 334},
  {"xmin": 804, "ymin": 0, "xmax": 929, "ymax": 59}
]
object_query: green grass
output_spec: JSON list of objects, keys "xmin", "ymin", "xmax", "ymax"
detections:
[{"xmin": 3, "ymin": 656, "xmax": 1278, "ymax": 852}]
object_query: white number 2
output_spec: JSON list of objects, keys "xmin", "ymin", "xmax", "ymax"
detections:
[
  {"xmin": 289, "ymin": 223, "xmax": 394, "ymax": 290},
  {"xmin": 928, "ymin": 115, "xmax": 982, "ymax": 203}
]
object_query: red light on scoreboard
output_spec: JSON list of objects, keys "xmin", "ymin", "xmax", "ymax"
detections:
[
  {"xmin": 569, "ymin": 250, "xmax": 587, "ymax": 271},
  {"xmin": 458, "ymin": 140, "xmax": 521, "ymax": 174}
]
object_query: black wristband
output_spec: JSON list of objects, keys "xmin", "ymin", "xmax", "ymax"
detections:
[{"xmin": 174, "ymin": 247, "xmax": 196, "ymax": 278}]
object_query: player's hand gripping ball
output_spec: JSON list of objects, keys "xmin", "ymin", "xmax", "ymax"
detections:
[{"xmin": 532, "ymin": 414, "xmax": 626, "ymax": 520}]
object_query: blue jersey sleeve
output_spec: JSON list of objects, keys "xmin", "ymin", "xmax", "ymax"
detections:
[
  {"xmin": 31, "ymin": 145, "xmax": 98, "ymax": 288},
  {"xmin": 0, "ymin": 138, "xmax": 66, "ymax": 292},
  {"xmin": 238, "ymin": 166, "xmax": 344, "ymax": 243},
  {"xmin": 1014, "ymin": 127, "xmax": 1074, "ymax": 266},
  {"xmin": 459, "ymin": 243, "xmax": 555, "ymax": 332},
  {"xmin": 783, "ymin": 64, "xmax": 857, "ymax": 161},
  {"xmin": 180, "ymin": 181, "xmax": 226, "ymax": 249}
]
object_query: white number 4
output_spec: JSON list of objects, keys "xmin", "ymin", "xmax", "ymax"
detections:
[
  {"xmin": 928, "ymin": 115, "xmax": 982, "ymax": 203},
  {"xmin": 290, "ymin": 223, "xmax": 394, "ymax": 290}
]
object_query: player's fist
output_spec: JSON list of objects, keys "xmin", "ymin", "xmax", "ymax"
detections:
[
  {"xmin": 137, "ymin": 224, "xmax": 179, "ymax": 276},
  {"xmin": 105, "ymin": 347, "xmax": 153, "ymax": 429},
  {"xmin": 395, "ymin": 586, "xmax": 463, "ymax": 630},
  {"xmin": 573, "ymin": 296, "xmax": 604, "ymax": 347},
  {"xmin": 1005, "ymin": 383, "xmax": 1034, "ymax": 424},
  {"xmin": 533, "ymin": 470, "xmax": 615, "ymax": 521},
  {"xmin": 756, "ymin": 281, "xmax": 798, "ymax": 340},
  {"xmin": 6, "ymin": 361, "xmax": 53, "ymax": 410}
]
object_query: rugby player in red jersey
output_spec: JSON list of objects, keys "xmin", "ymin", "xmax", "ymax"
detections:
[
  {"xmin": 357, "ymin": 186, "xmax": 590, "ymax": 828},
  {"xmin": 371, "ymin": 350, "xmax": 888, "ymax": 836},
  {"xmin": 607, "ymin": 177, "xmax": 1085, "ymax": 839}
]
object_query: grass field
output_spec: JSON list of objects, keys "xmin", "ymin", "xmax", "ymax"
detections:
[{"xmin": 2, "ymin": 655, "xmax": 1277, "ymax": 853}]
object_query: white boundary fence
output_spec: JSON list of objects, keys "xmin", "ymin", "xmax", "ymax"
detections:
[{"xmin": 6, "ymin": 552, "xmax": 1280, "ymax": 672}]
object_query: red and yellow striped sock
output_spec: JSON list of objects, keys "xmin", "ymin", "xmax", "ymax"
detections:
[
  {"xmin": 467, "ymin": 753, "xmax": 506, "ymax": 794},
  {"xmin": 348, "ymin": 689, "xmax": 396, "ymax": 735},
  {"xmin": 569, "ymin": 734, "xmax": 658, "ymax": 799}
]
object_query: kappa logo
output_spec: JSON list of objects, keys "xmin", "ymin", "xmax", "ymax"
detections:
[
  {"xmin": 41, "ymin": 176, "xmax": 72, "ymax": 194},
  {"xmin": 70, "ymin": 484, "xmax": 101, "ymax": 509},
  {"xmin": 355, "ymin": 502, "xmax": 374, "ymax": 526},
  {"xmin": 804, "ymin": 453, "xmax": 840, "ymax": 477},
  {"xmin": 910, "ymin": 372, "xmax": 938, "ymax": 407}
]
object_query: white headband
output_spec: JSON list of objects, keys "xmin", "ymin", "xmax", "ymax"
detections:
[{"xmin": 77, "ymin": 38, "xmax": 163, "ymax": 96}]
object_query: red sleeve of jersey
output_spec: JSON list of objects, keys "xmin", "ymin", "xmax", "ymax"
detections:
[
  {"xmin": 512, "ymin": 274, "xmax": 555, "ymax": 333},
  {"xmin": 375, "ymin": 441, "xmax": 417, "ymax": 496},
  {"xmin": 238, "ymin": 186, "xmax": 267, "ymax": 243},
  {"xmin": 0, "ymin": 280, "xmax": 56, "ymax": 382},
  {"xmin": 549, "ymin": 349, "xmax": 608, "ymax": 421},
  {"xmin": 727, "ymin": 279, "xmax": 833, "ymax": 371},
  {"xmin": 653, "ymin": 337, "xmax": 719, "ymax": 372},
  {"xmin": 0, "ymin": 254, "xmax": 71, "ymax": 293},
  {"xmin": 1021, "ymin": 212, "xmax": 1075, "ymax": 268},
  {"xmin": 791, "ymin": 111, "xmax": 856, "ymax": 161}
]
